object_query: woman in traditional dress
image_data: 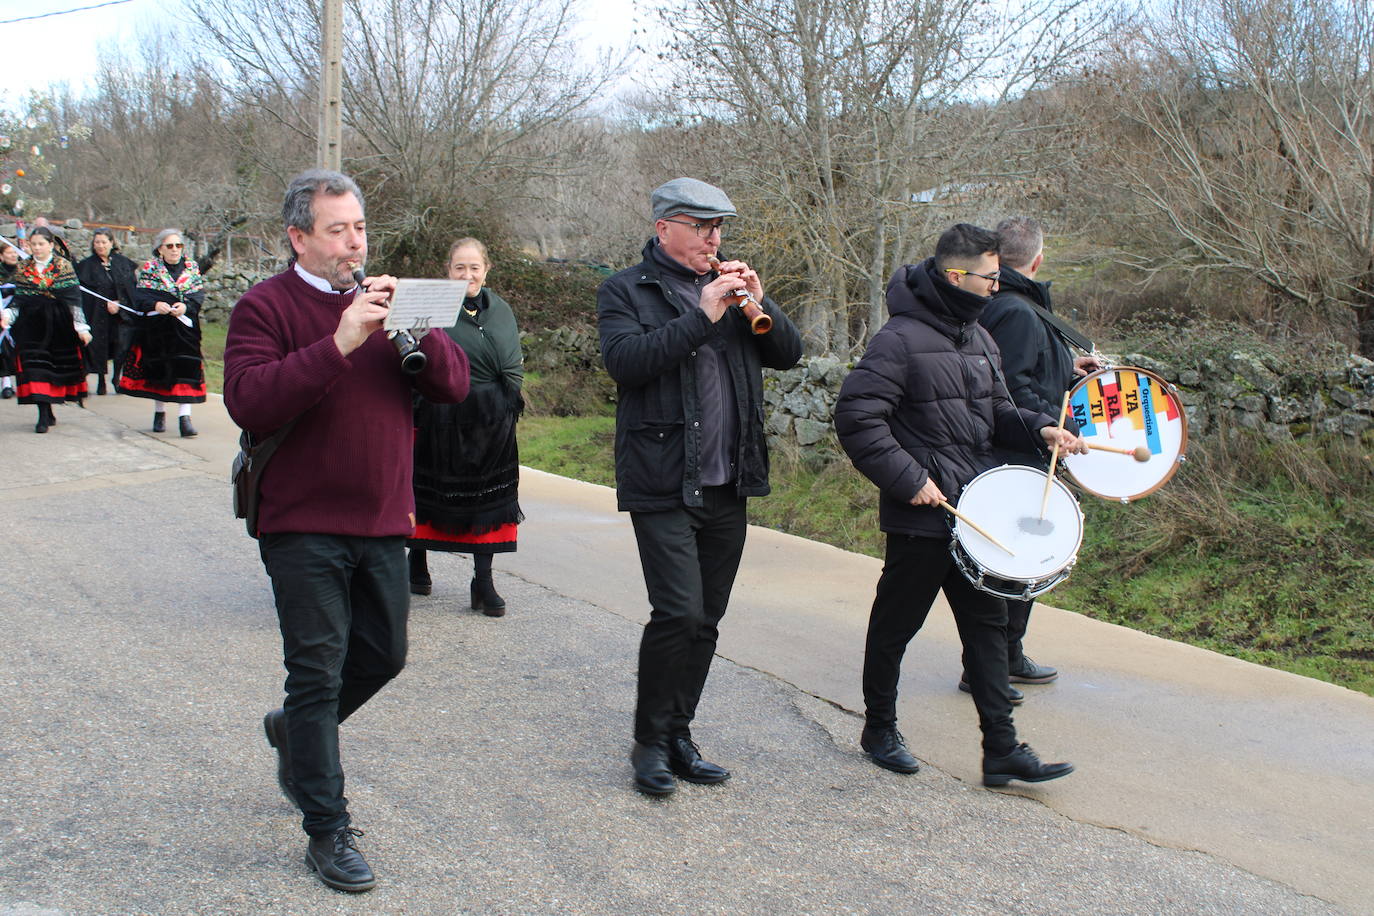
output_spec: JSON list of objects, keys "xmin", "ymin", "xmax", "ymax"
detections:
[
  {"xmin": 0, "ymin": 227, "xmax": 91, "ymax": 433},
  {"xmin": 117, "ymin": 229, "xmax": 206, "ymax": 436},
  {"xmin": 76, "ymin": 229, "xmax": 137, "ymax": 395},
  {"xmin": 409, "ymin": 238, "xmax": 524, "ymax": 615}
]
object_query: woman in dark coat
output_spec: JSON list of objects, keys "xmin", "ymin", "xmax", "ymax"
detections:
[
  {"xmin": 408, "ymin": 238, "xmax": 524, "ymax": 615},
  {"xmin": 0, "ymin": 242, "xmax": 19, "ymax": 397},
  {"xmin": 75, "ymin": 229, "xmax": 137, "ymax": 395},
  {"xmin": 117, "ymin": 228, "xmax": 207, "ymax": 437},
  {"xmin": 0, "ymin": 227, "xmax": 91, "ymax": 432}
]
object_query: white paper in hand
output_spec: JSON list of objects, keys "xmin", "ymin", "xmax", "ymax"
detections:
[{"xmin": 383, "ymin": 279, "xmax": 467, "ymax": 332}]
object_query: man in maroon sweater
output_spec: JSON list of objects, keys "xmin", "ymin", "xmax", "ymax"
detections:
[{"xmin": 224, "ymin": 170, "xmax": 469, "ymax": 892}]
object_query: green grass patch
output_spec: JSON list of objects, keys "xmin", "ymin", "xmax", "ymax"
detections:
[
  {"xmin": 202, "ymin": 319, "xmax": 227, "ymax": 394},
  {"xmin": 519, "ymin": 415, "xmax": 616, "ymax": 486}
]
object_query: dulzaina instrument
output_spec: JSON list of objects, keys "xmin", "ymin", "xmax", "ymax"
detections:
[
  {"xmin": 706, "ymin": 256, "xmax": 771, "ymax": 334},
  {"xmin": 1061, "ymin": 365, "xmax": 1188, "ymax": 502},
  {"xmin": 950, "ymin": 465, "xmax": 1084, "ymax": 600}
]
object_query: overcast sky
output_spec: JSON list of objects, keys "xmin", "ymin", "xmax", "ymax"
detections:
[{"xmin": 3, "ymin": 0, "xmax": 647, "ymax": 106}]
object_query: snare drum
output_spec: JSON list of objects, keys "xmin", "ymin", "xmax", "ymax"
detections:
[
  {"xmin": 1061, "ymin": 366, "xmax": 1187, "ymax": 503},
  {"xmin": 950, "ymin": 465, "xmax": 1084, "ymax": 600}
]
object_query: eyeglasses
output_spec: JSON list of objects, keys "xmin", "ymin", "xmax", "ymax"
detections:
[
  {"xmin": 163, "ymin": 241, "xmax": 184, "ymax": 249},
  {"xmin": 946, "ymin": 267, "xmax": 999, "ymax": 282},
  {"xmin": 663, "ymin": 218, "xmax": 728, "ymax": 239}
]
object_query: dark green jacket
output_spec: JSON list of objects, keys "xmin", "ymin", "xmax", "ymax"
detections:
[{"xmin": 444, "ymin": 287, "xmax": 522, "ymax": 394}]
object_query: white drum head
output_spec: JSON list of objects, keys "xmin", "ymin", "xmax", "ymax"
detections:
[
  {"xmin": 1062, "ymin": 366, "xmax": 1187, "ymax": 502},
  {"xmin": 954, "ymin": 465, "xmax": 1083, "ymax": 581}
]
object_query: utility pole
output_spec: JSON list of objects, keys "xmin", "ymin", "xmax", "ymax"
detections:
[{"xmin": 317, "ymin": 0, "xmax": 343, "ymax": 171}]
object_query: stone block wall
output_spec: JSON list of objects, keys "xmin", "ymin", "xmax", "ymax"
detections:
[{"xmin": 762, "ymin": 350, "xmax": 1374, "ymax": 454}]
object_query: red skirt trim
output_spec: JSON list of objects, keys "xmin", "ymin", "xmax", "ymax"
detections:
[
  {"xmin": 118, "ymin": 376, "xmax": 207, "ymax": 400},
  {"xmin": 18, "ymin": 379, "xmax": 88, "ymax": 400},
  {"xmin": 409, "ymin": 521, "xmax": 518, "ymax": 553}
]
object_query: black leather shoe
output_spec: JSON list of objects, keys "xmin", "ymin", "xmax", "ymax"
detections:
[
  {"xmin": 305, "ymin": 826, "xmax": 376, "ymax": 892},
  {"xmin": 179, "ymin": 415, "xmax": 197, "ymax": 438},
  {"xmin": 152, "ymin": 411, "xmax": 166, "ymax": 433},
  {"xmin": 860, "ymin": 725, "xmax": 920, "ymax": 774},
  {"xmin": 667, "ymin": 736, "xmax": 730, "ymax": 784},
  {"xmin": 631, "ymin": 741, "xmax": 675, "ymax": 796},
  {"xmin": 1, "ymin": 386, "xmax": 13, "ymax": 399},
  {"xmin": 408, "ymin": 550, "xmax": 431, "ymax": 596},
  {"xmin": 263, "ymin": 708, "xmax": 299, "ymax": 809},
  {"xmin": 983, "ymin": 743, "xmax": 1074, "ymax": 787},
  {"xmin": 471, "ymin": 576, "xmax": 506, "ymax": 617},
  {"xmin": 96, "ymin": 376, "xmax": 108, "ymax": 395},
  {"xmin": 958, "ymin": 675, "xmax": 1024, "ymax": 705},
  {"xmin": 1009, "ymin": 655, "xmax": 1058, "ymax": 684},
  {"xmin": 34, "ymin": 420, "xmax": 48, "ymax": 434}
]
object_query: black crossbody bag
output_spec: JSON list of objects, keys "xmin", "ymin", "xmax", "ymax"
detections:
[{"xmin": 231, "ymin": 418, "xmax": 301, "ymax": 539}]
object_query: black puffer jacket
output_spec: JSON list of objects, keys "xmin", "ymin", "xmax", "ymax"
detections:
[
  {"xmin": 597, "ymin": 240, "xmax": 803, "ymax": 512},
  {"xmin": 979, "ymin": 266, "xmax": 1079, "ymax": 465},
  {"xmin": 834, "ymin": 259, "xmax": 1054, "ymax": 537}
]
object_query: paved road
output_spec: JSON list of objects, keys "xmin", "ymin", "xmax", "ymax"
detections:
[{"xmin": 0, "ymin": 391, "xmax": 1364, "ymax": 914}]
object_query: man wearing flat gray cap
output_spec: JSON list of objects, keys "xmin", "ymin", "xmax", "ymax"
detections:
[{"xmin": 598, "ymin": 177, "xmax": 803, "ymax": 795}]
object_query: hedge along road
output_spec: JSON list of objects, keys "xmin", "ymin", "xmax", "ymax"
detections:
[{"xmin": 0, "ymin": 388, "xmax": 1364, "ymax": 914}]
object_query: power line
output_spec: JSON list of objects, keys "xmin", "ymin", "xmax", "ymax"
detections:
[{"xmin": 0, "ymin": 0, "xmax": 134, "ymax": 25}]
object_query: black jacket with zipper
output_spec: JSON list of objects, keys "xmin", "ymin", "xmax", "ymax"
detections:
[
  {"xmin": 597, "ymin": 239, "xmax": 803, "ymax": 512},
  {"xmin": 978, "ymin": 266, "xmax": 1080, "ymax": 466},
  {"xmin": 834, "ymin": 258, "xmax": 1053, "ymax": 538}
]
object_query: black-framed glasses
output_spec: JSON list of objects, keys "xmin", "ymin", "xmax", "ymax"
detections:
[
  {"xmin": 663, "ymin": 218, "xmax": 728, "ymax": 239},
  {"xmin": 946, "ymin": 267, "xmax": 999, "ymax": 282}
]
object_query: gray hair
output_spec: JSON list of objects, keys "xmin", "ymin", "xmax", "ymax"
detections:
[
  {"xmin": 152, "ymin": 228, "xmax": 183, "ymax": 257},
  {"xmin": 282, "ymin": 169, "xmax": 364, "ymax": 257},
  {"xmin": 994, "ymin": 217, "xmax": 1045, "ymax": 272}
]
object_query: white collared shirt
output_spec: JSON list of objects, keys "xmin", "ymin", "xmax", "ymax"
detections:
[{"xmin": 294, "ymin": 262, "xmax": 357, "ymax": 294}]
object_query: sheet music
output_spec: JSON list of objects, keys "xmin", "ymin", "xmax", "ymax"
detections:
[{"xmin": 383, "ymin": 279, "xmax": 467, "ymax": 332}]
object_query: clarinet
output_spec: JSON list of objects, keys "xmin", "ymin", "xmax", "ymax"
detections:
[{"xmin": 352, "ymin": 268, "xmax": 427, "ymax": 375}]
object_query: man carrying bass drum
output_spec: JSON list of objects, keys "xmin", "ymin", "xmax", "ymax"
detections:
[{"xmin": 975, "ymin": 217, "xmax": 1100, "ymax": 697}]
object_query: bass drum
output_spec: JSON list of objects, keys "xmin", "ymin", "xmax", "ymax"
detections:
[{"xmin": 1061, "ymin": 365, "xmax": 1187, "ymax": 503}]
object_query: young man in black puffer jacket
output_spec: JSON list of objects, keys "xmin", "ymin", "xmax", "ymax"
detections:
[{"xmin": 834, "ymin": 223, "xmax": 1084, "ymax": 787}]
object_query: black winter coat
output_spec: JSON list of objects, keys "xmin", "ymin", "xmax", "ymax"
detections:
[
  {"xmin": 597, "ymin": 239, "xmax": 803, "ymax": 512},
  {"xmin": 76, "ymin": 251, "xmax": 137, "ymax": 368},
  {"xmin": 834, "ymin": 259, "xmax": 1054, "ymax": 538},
  {"xmin": 978, "ymin": 266, "xmax": 1079, "ymax": 465}
]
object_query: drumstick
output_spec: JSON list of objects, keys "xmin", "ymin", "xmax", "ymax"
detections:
[
  {"xmin": 1086, "ymin": 441, "xmax": 1151, "ymax": 462},
  {"xmin": 939, "ymin": 501, "xmax": 1015, "ymax": 557},
  {"xmin": 1039, "ymin": 391, "xmax": 1072, "ymax": 520}
]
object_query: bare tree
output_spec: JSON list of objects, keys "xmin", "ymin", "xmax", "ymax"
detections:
[
  {"xmin": 186, "ymin": 0, "xmax": 619, "ymax": 272},
  {"xmin": 1106, "ymin": 0, "xmax": 1374, "ymax": 354},
  {"xmin": 644, "ymin": 0, "xmax": 1111, "ymax": 354}
]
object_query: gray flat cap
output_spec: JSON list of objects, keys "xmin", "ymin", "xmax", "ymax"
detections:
[{"xmin": 651, "ymin": 178, "xmax": 737, "ymax": 221}]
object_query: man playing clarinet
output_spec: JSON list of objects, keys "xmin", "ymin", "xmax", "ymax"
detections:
[{"xmin": 224, "ymin": 170, "xmax": 469, "ymax": 891}]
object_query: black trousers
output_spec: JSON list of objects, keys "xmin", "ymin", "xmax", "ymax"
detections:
[
  {"xmin": 629, "ymin": 486, "xmax": 747, "ymax": 745},
  {"xmin": 1006, "ymin": 598, "xmax": 1033, "ymax": 667},
  {"xmin": 863, "ymin": 534, "xmax": 1017, "ymax": 756},
  {"xmin": 259, "ymin": 532, "xmax": 409, "ymax": 837}
]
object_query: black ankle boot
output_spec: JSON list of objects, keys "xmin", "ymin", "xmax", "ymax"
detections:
[
  {"xmin": 152, "ymin": 411, "xmax": 166, "ymax": 433},
  {"xmin": 96, "ymin": 375, "xmax": 108, "ymax": 395},
  {"xmin": 34, "ymin": 405, "xmax": 48, "ymax": 434},
  {"xmin": 408, "ymin": 549, "xmax": 431, "ymax": 596},
  {"xmin": 179, "ymin": 415, "xmax": 197, "ymax": 438},
  {"xmin": 471, "ymin": 576, "xmax": 506, "ymax": 617}
]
